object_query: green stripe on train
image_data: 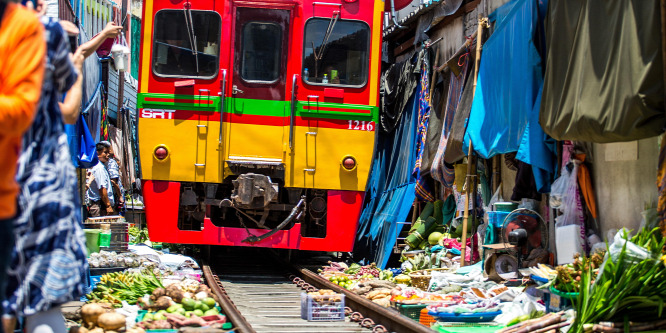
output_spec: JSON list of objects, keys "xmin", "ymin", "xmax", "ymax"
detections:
[{"xmin": 138, "ymin": 93, "xmax": 379, "ymax": 121}]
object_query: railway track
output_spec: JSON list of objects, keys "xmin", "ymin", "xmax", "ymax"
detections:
[{"xmin": 202, "ymin": 249, "xmax": 433, "ymax": 333}]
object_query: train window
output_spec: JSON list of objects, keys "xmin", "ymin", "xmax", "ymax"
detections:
[
  {"xmin": 303, "ymin": 18, "xmax": 370, "ymax": 87},
  {"xmin": 152, "ymin": 10, "xmax": 221, "ymax": 78},
  {"xmin": 241, "ymin": 22, "xmax": 282, "ymax": 82}
]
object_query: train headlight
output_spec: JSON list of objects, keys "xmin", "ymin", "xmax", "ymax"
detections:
[
  {"xmin": 341, "ymin": 156, "xmax": 357, "ymax": 171},
  {"xmin": 154, "ymin": 145, "xmax": 169, "ymax": 160}
]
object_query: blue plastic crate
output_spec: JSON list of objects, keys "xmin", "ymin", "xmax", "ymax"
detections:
[
  {"xmin": 300, "ymin": 293, "xmax": 345, "ymax": 321},
  {"xmin": 428, "ymin": 310, "xmax": 502, "ymax": 323}
]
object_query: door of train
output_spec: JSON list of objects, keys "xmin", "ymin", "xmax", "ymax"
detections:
[{"xmin": 226, "ymin": 6, "xmax": 291, "ymax": 162}]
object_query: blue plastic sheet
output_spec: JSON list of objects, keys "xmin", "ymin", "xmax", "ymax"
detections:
[
  {"xmin": 462, "ymin": 0, "xmax": 556, "ymax": 192},
  {"xmin": 463, "ymin": 0, "xmax": 542, "ymax": 159},
  {"xmin": 354, "ymin": 90, "xmax": 419, "ymax": 269}
]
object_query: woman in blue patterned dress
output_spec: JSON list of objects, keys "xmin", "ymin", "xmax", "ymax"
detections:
[
  {"xmin": 2, "ymin": 16, "xmax": 86, "ymax": 333},
  {"xmin": 2, "ymin": 5, "xmax": 120, "ymax": 332}
]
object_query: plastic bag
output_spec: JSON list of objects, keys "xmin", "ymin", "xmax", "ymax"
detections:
[
  {"xmin": 594, "ymin": 229, "xmax": 651, "ymax": 286},
  {"xmin": 549, "ymin": 171, "xmax": 570, "ymax": 209},
  {"xmin": 111, "ymin": 34, "xmax": 130, "ymax": 71},
  {"xmin": 556, "ymin": 161, "xmax": 584, "ymax": 227},
  {"xmin": 607, "ymin": 228, "xmax": 649, "ymax": 263}
]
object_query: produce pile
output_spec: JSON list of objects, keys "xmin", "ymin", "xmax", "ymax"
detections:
[
  {"xmin": 571, "ymin": 227, "xmax": 666, "ymax": 332},
  {"xmin": 319, "ymin": 262, "xmax": 398, "ymax": 307},
  {"xmin": 76, "ymin": 303, "xmax": 145, "ymax": 333},
  {"xmin": 77, "ymin": 268, "xmax": 230, "ymax": 333},
  {"xmin": 88, "ymin": 251, "xmax": 158, "ymax": 269},
  {"xmin": 135, "ymin": 279, "xmax": 226, "ymax": 330},
  {"xmin": 86, "ymin": 270, "xmax": 163, "ymax": 306},
  {"xmin": 552, "ymin": 251, "xmax": 605, "ymax": 293}
]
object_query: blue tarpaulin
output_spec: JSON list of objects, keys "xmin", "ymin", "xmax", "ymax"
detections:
[
  {"xmin": 354, "ymin": 91, "xmax": 419, "ymax": 269},
  {"xmin": 463, "ymin": 0, "xmax": 555, "ymax": 192},
  {"xmin": 463, "ymin": 0, "xmax": 542, "ymax": 158}
]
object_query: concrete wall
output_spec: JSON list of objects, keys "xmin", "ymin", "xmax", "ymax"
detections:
[{"xmin": 592, "ymin": 138, "xmax": 660, "ymax": 239}]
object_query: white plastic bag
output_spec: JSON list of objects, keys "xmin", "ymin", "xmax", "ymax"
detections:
[
  {"xmin": 549, "ymin": 170, "xmax": 570, "ymax": 209},
  {"xmin": 556, "ymin": 161, "xmax": 584, "ymax": 228},
  {"xmin": 111, "ymin": 34, "xmax": 130, "ymax": 71},
  {"xmin": 607, "ymin": 228, "xmax": 649, "ymax": 263}
]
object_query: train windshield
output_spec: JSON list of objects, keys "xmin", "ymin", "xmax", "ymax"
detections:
[
  {"xmin": 152, "ymin": 10, "xmax": 221, "ymax": 78},
  {"xmin": 303, "ymin": 18, "xmax": 370, "ymax": 87}
]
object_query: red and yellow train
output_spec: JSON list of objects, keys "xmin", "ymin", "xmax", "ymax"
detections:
[{"xmin": 138, "ymin": 0, "xmax": 407, "ymax": 251}]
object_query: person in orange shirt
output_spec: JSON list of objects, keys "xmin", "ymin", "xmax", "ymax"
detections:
[{"xmin": 0, "ymin": 1, "xmax": 46, "ymax": 333}]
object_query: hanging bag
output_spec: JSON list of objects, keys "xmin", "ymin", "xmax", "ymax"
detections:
[{"xmin": 76, "ymin": 113, "xmax": 99, "ymax": 168}]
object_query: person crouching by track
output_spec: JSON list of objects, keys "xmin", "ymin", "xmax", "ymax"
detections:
[{"xmin": 87, "ymin": 143, "xmax": 116, "ymax": 216}]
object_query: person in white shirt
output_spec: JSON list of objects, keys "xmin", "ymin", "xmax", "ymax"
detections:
[{"xmin": 86, "ymin": 143, "xmax": 115, "ymax": 216}]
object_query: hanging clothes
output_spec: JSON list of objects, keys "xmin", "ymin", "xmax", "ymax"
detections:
[
  {"xmin": 431, "ymin": 51, "xmax": 470, "ymax": 185},
  {"xmin": 658, "ymin": 135, "xmax": 666, "ymax": 238},
  {"xmin": 414, "ymin": 49, "xmax": 431, "ymax": 176},
  {"xmin": 540, "ymin": 0, "xmax": 664, "ymax": 143},
  {"xmin": 574, "ymin": 153, "xmax": 597, "ymax": 220},
  {"xmin": 463, "ymin": 0, "xmax": 543, "ymax": 159},
  {"xmin": 444, "ymin": 59, "xmax": 474, "ymax": 164},
  {"xmin": 100, "ymin": 88, "xmax": 109, "ymax": 141},
  {"xmin": 380, "ymin": 55, "xmax": 419, "ymax": 133},
  {"xmin": 420, "ymin": 66, "xmax": 450, "ymax": 176},
  {"xmin": 354, "ymin": 93, "xmax": 419, "ymax": 269},
  {"xmin": 413, "ymin": 50, "xmax": 436, "ymax": 202}
]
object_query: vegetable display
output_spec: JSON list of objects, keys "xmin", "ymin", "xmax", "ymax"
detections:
[
  {"xmin": 553, "ymin": 250, "xmax": 605, "ymax": 293},
  {"xmin": 87, "ymin": 270, "xmax": 164, "ymax": 306},
  {"xmin": 571, "ymin": 227, "xmax": 666, "ymax": 332}
]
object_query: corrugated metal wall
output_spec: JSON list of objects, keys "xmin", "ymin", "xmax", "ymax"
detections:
[{"xmin": 107, "ymin": 65, "xmax": 138, "ymax": 120}]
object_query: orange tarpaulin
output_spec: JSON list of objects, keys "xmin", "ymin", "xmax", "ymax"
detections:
[{"xmin": 574, "ymin": 154, "xmax": 597, "ymax": 220}]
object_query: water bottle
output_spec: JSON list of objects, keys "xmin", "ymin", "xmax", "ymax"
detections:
[
  {"xmin": 303, "ymin": 68, "xmax": 309, "ymax": 82},
  {"xmin": 322, "ymin": 74, "xmax": 328, "ymax": 84}
]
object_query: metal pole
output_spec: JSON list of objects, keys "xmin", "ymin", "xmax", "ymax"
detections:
[{"xmin": 460, "ymin": 15, "xmax": 487, "ymax": 267}]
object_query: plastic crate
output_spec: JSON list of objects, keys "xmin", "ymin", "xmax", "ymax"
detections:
[
  {"xmin": 300, "ymin": 293, "xmax": 345, "ymax": 321},
  {"xmin": 396, "ymin": 303, "xmax": 428, "ymax": 321}
]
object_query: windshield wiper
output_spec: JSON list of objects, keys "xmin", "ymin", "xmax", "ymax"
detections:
[
  {"xmin": 312, "ymin": 11, "xmax": 339, "ymax": 78},
  {"xmin": 183, "ymin": 4, "xmax": 199, "ymax": 73}
]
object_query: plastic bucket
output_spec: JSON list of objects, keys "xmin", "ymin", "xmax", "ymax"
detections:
[
  {"xmin": 494, "ymin": 202, "xmax": 518, "ymax": 212},
  {"xmin": 488, "ymin": 211, "xmax": 511, "ymax": 228},
  {"xmin": 84, "ymin": 229, "xmax": 101, "ymax": 256}
]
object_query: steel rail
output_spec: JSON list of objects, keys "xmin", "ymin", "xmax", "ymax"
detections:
[
  {"xmin": 293, "ymin": 265, "xmax": 433, "ymax": 333},
  {"xmin": 202, "ymin": 265, "xmax": 255, "ymax": 333},
  {"xmin": 265, "ymin": 252, "xmax": 432, "ymax": 333}
]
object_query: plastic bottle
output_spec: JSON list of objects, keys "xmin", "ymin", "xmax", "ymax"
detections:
[
  {"xmin": 322, "ymin": 74, "xmax": 328, "ymax": 84},
  {"xmin": 99, "ymin": 223, "xmax": 111, "ymax": 248},
  {"xmin": 303, "ymin": 68, "xmax": 309, "ymax": 81}
]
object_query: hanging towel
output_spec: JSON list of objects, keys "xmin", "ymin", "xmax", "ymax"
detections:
[{"xmin": 431, "ymin": 54, "xmax": 469, "ymax": 184}]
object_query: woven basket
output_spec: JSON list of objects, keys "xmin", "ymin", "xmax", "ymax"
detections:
[{"xmin": 408, "ymin": 268, "xmax": 455, "ymax": 290}]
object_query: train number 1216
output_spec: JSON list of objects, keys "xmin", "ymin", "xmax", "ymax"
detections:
[{"xmin": 348, "ymin": 120, "xmax": 374, "ymax": 131}]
